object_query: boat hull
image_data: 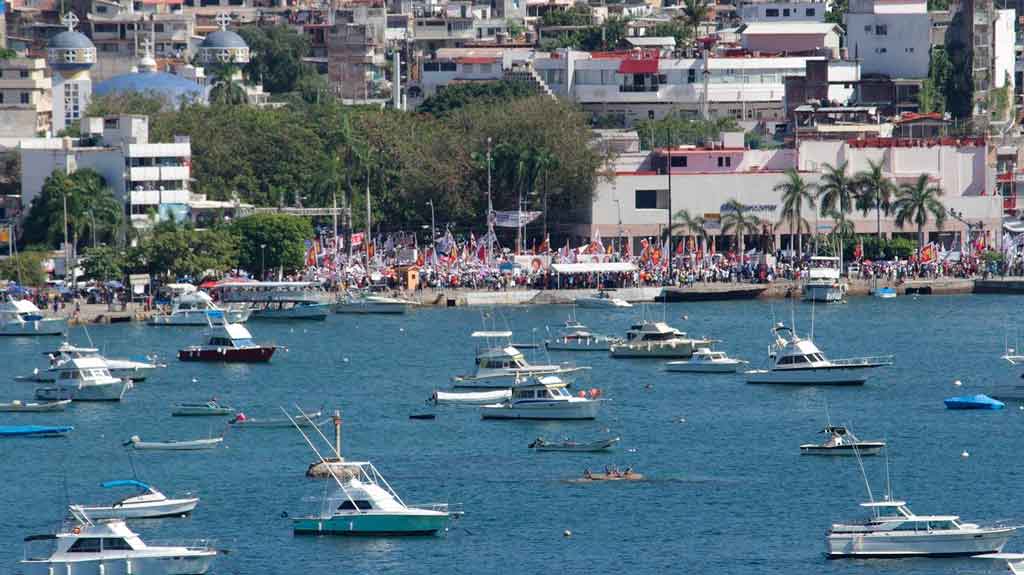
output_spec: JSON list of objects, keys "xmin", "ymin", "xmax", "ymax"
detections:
[
  {"xmin": 803, "ymin": 283, "xmax": 846, "ymax": 303},
  {"xmin": 481, "ymin": 400, "xmax": 600, "ymax": 420},
  {"xmin": 746, "ymin": 367, "xmax": 871, "ymax": 385},
  {"xmin": 452, "ymin": 367, "xmax": 588, "ymax": 389},
  {"xmin": 610, "ymin": 341, "xmax": 704, "ymax": 359},
  {"xmin": 574, "ymin": 298, "xmax": 631, "ymax": 309},
  {"xmin": 531, "ymin": 437, "xmax": 619, "ymax": 452},
  {"xmin": 799, "ymin": 443, "xmax": 885, "ymax": 456},
  {"xmin": 36, "ymin": 381, "xmax": 130, "ymax": 401},
  {"xmin": 545, "ymin": 339, "xmax": 615, "ymax": 352},
  {"xmin": 334, "ymin": 302, "xmax": 408, "ymax": 314},
  {"xmin": 72, "ymin": 498, "xmax": 199, "ymax": 520},
  {"xmin": 0, "ymin": 425, "xmax": 73, "ymax": 437},
  {"xmin": 148, "ymin": 309, "xmax": 249, "ymax": 325},
  {"xmin": 251, "ymin": 304, "xmax": 329, "ymax": 321},
  {"xmin": 129, "ymin": 438, "xmax": 222, "ymax": 451},
  {"xmin": 21, "ymin": 552, "xmax": 216, "ymax": 575},
  {"xmin": 0, "ymin": 318, "xmax": 66, "ymax": 336},
  {"xmin": 177, "ymin": 346, "xmax": 275, "ymax": 362},
  {"xmin": 171, "ymin": 407, "xmax": 234, "ymax": 416},
  {"xmin": 826, "ymin": 528, "xmax": 1014, "ymax": 558},
  {"xmin": 293, "ymin": 511, "xmax": 448, "ymax": 536},
  {"xmin": 665, "ymin": 360, "xmax": 743, "ymax": 373},
  {"xmin": 0, "ymin": 400, "xmax": 71, "ymax": 412}
]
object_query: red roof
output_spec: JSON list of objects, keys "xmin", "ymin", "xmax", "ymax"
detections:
[
  {"xmin": 618, "ymin": 57, "xmax": 658, "ymax": 74},
  {"xmin": 895, "ymin": 112, "xmax": 946, "ymax": 124}
]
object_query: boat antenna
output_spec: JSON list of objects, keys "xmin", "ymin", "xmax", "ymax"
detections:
[
  {"xmin": 280, "ymin": 406, "xmax": 359, "ymax": 508},
  {"xmin": 824, "ymin": 400, "xmax": 831, "ymax": 428},
  {"xmin": 809, "ymin": 297, "xmax": 816, "ymax": 341},
  {"xmin": 851, "ymin": 428, "xmax": 875, "ymax": 505},
  {"xmin": 883, "ymin": 442, "xmax": 893, "ymax": 501}
]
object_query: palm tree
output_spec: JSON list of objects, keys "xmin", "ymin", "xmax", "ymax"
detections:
[
  {"xmin": 682, "ymin": 0, "xmax": 709, "ymax": 44},
  {"xmin": 533, "ymin": 149, "xmax": 558, "ymax": 239},
  {"xmin": 720, "ymin": 199, "xmax": 761, "ymax": 258},
  {"xmin": 208, "ymin": 62, "xmax": 247, "ymax": 106},
  {"xmin": 671, "ymin": 208, "xmax": 708, "ymax": 252},
  {"xmin": 893, "ymin": 174, "xmax": 946, "ymax": 256},
  {"xmin": 816, "ymin": 161, "xmax": 857, "ymax": 268},
  {"xmin": 854, "ymin": 159, "xmax": 895, "ymax": 256},
  {"xmin": 773, "ymin": 168, "xmax": 815, "ymax": 262}
]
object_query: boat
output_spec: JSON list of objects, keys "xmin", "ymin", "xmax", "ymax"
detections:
[
  {"xmin": 171, "ymin": 399, "xmax": 235, "ymax": 416},
  {"xmin": 802, "ymin": 256, "xmax": 846, "ymax": 303},
  {"xmin": 665, "ymin": 347, "xmax": 746, "ymax": 373},
  {"xmin": 656, "ymin": 284, "xmax": 768, "ymax": 302},
  {"xmin": 573, "ymin": 467, "xmax": 644, "ymax": 482},
  {"xmin": 575, "ymin": 289, "xmax": 632, "ymax": 309},
  {"xmin": 745, "ymin": 323, "xmax": 893, "ymax": 385},
  {"xmin": 944, "ymin": 394, "xmax": 1005, "ymax": 410},
  {"xmin": 480, "ymin": 376, "xmax": 602, "ymax": 420},
  {"xmin": 306, "ymin": 411, "xmax": 359, "ymax": 479},
  {"xmin": 875, "ymin": 287, "xmax": 897, "ymax": 299},
  {"xmin": 529, "ymin": 436, "xmax": 619, "ymax": 452},
  {"xmin": 544, "ymin": 320, "xmax": 621, "ymax": 352},
  {"xmin": 229, "ymin": 409, "xmax": 325, "ymax": 428},
  {"xmin": 0, "ymin": 296, "xmax": 66, "ymax": 336},
  {"xmin": 34, "ymin": 356, "xmax": 132, "ymax": 402},
  {"xmin": 20, "ymin": 509, "xmax": 217, "ymax": 575},
  {"xmin": 609, "ymin": 320, "xmax": 714, "ymax": 359},
  {"xmin": 799, "ymin": 425, "xmax": 886, "ymax": 456},
  {"xmin": 148, "ymin": 291, "xmax": 250, "ymax": 325},
  {"xmin": 827, "ymin": 499, "xmax": 1015, "ymax": 558},
  {"xmin": 69, "ymin": 480, "xmax": 199, "ymax": 519},
  {"xmin": 334, "ymin": 288, "xmax": 417, "ymax": 314},
  {"xmin": 177, "ymin": 321, "xmax": 276, "ymax": 363},
  {"xmin": 452, "ymin": 331, "xmax": 590, "ymax": 388},
  {"xmin": 37, "ymin": 341, "xmax": 164, "ymax": 382},
  {"xmin": 430, "ymin": 389, "xmax": 512, "ymax": 405},
  {"xmin": 0, "ymin": 399, "xmax": 71, "ymax": 412},
  {"xmin": 974, "ymin": 553, "xmax": 1024, "ymax": 575},
  {"xmin": 213, "ymin": 281, "xmax": 330, "ymax": 320},
  {"xmin": 0, "ymin": 425, "xmax": 73, "ymax": 437},
  {"xmin": 286, "ymin": 409, "xmax": 457, "ymax": 535},
  {"xmin": 125, "ymin": 435, "xmax": 223, "ymax": 451}
]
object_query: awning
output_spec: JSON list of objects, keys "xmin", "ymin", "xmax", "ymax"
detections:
[
  {"xmin": 551, "ymin": 263, "xmax": 638, "ymax": 274},
  {"xmin": 618, "ymin": 58, "xmax": 658, "ymax": 74},
  {"xmin": 1005, "ymin": 220, "xmax": 1024, "ymax": 233}
]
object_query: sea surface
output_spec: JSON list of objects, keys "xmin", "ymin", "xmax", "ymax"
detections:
[{"xmin": 2, "ymin": 294, "xmax": 1024, "ymax": 574}]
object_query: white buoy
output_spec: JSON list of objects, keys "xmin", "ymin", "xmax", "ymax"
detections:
[
  {"xmin": 677, "ymin": 417, "xmax": 686, "ymax": 423},
  {"xmin": 191, "ymin": 377, "xmax": 198, "ymax": 383},
  {"xmin": 953, "ymin": 380, "xmax": 962, "ymax": 387},
  {"xmin": 627, "ymin": 448, "xmax": 637, "ymax": 453},
  {"xmin": 961, "ymin": 450, "xmax": 970, "ymax": 458},
  {"xmin": 343, "ymin": 357, "xmax": 349, "ymax": 363},
  {"xmin": 563, "ymin": 530, "xmax": 572, "ymax": 537}
]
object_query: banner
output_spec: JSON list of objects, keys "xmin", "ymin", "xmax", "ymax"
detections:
[
  {"xmin": 351, "ymin": 232, "xmax": 365, "ymax": 247},
  {"xmin": 514, "ymin": 255, "xmax": 551, "ymax": 272},
  {"xmin": 493, "ymin": 211, "xmax": 541, "ymax": 228}
]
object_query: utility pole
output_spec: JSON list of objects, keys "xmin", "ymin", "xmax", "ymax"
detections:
[
  {"xmin": 365, "ymin": 163, "xmax": 371, "ymax": 263},
  {"xmin": 667, "ymin": 124, "xmax": 673, "ymax": 281},
  {"xmin": 426, "ymin": 200, "xmax": 435, "ymax": 252},
  {"xmin": 63, "ymin": 191, "xmax": 70, "ymax": 288},
  {"xmin": 486, "ymin": 137, "xmax": 494, "ymax": 264}
]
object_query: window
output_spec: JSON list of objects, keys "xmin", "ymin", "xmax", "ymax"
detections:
[
  {"xmin": 635, "ymin": 189, "xmax": 669, "ymax": 209},
  {"xmin": 717, "ymin": 156, "xmax": 731, "ymax": 167},
  {"xmin": 0, "ymin": 93, "xmax": 4, "ymax": 104},
  {"xmin": 648, "ymin": 110, "xmax": 655, "ymax": 120},
  {"xmin": 765, "ymin": 8, "xmax": 779, "ymax": 16},
  {"xmin": 480, "ymin": 63, "xmax": 492, "ymax": 73},
  {"xmin": 876, "ymin": 47, "xmax": 887, "ymax": 53},
  {"xmin": 20, "ymin": 92, "xmax": 29, "ymax": 104},
  {"xmin": 783, "ymin": 8, "xmax": 790, "ymax": 16},
  {"xmin": 154, "ymin": 23, "xmax": 165, "ymax": 33},
  {"xmin": 19, "ymin": 70, "xmax": 28, "ymax": 78},
  {"xmin": 906, "ymin": 47, "xmax": 914, "ymax": 53},
  {"xmin": 687, "ymin": 69, "xmax": 696, "ymax": 83},
  {"xmin": 102, "ymin": 538, "xmax": 133, "ymax": 551},
  {"xmin": 671, "ymin": 155, "xmax": 687, "ymax": 167},
  {"xmin": 864, "ymin": 25, "xmax": 872, "ymax": 33},
  {"xmin": 68, "ymin": 539, "xmax": 102, "ymax": 553},
  {"xmin": 875, "ymin": 24, "xmax": 887, "ymax": 35},
  {"xmin": 337, "ymin": 500, "xmax": 373, "ymax": 510},
  {"xmin": 463, "ymin": 63, "xmax": 474, "ymax": 73},
  {"xmin": 440, "ymin": 62, "xmax": 457, "ymax": 72},
  {"xmin": 423, "ymin": 62, "xmax": 439, "ymax": 72},
  {"xmin": 104, "ymin": 118, "xmax": 119, "ymax": 129},
  {"xmin": 806, "ymin": 8, "xmax": 815, "ymax": 15}
]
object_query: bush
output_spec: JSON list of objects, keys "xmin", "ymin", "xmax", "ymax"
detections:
[{"xmin": 843, "ymin": 236, "xmax": 917, "ymax": 260}]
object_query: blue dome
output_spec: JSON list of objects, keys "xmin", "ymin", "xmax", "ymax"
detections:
[
  {"xmin": 94, "ymin": 71, "xmax": 205, "ymax": 106},
  {"xmin": 200, "ymin": 30, "xmax": 248, "ymax": 49},
  {"xmin": 49, "ymin": 30, "xmax": 95, "ymax": 50}
]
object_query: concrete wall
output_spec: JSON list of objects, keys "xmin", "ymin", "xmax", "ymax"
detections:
[{"xmin": 846, "ymin": 12, "xmax": 930, "ymax": 78}]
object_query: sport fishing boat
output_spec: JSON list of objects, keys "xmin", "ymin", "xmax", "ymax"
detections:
[
  {"xmin": 827, "ymin": 499, "xmax": 1015, "ymax": 558},
  {"xmin": 177, "ymin": 322, "xmax": 276, "ymax": 363},
  {"xmin": 575, "ymin": 289, "xmax": 632, "ymax": 309},
  {"xmin": 0, "ymin": 399, "xmax": 71, "ymax": 412},
  {"xmin": 529, "ymin": 436, "xmax": 619, "ymax": 452},
  {"xmin": 800, "ymin": 425, "xmax": 886, "ymax": 456},
  {"xmin": 452, "ymin": 331, "xmax": 589, "ymax": 388},
  {"xmin": 171, "ymin": 399, "xmax": 235, "ymax": 417},
  {"xmin": 213, "ymin": 281, "xmax": 330, "ymax": 320},
  {"xmin": 665, "ymin": 347, "xmax": 746, "ymax": 373},
  {"xmin": 545, "ymin": 321, "xmax": 621, "ymax": 352},
  {"xmin": 39, "ymin": 341, "xmax": 163, "ymax": 382},
  {"xmin": 609, "ymin": 320, "xmax": 713, "ymax": 359},
  {"xmin": 0, "ymin": 296, "xmax": 66, "ymax": 336},
  {"xmin": 20, "ymin": 509, "xmax": 218, "ymax": 575},
  {"xmin": 69, "ymin": 480, "xmax": 198, "ymax": 519},
  {"xmin": 802, "ymin": 256, "xmax": 846, "ymax": 303},
  {"xmin": 745, "ymin": 323, "xmax": 893, "ymax": 385},
  {"xmin": 334, "ymin": 288, "xmax": 417, "ymax": 314},
  {"xmin": 480, "ymin": 376, "xmax": 602, "ymax": 420},
  {"xmin": 35, "ymin": 356, "xmax": 132, "ymax": 402},
  {"xmin": 148, "ymin": 291, "xmax": 250, "ymax": 326}
]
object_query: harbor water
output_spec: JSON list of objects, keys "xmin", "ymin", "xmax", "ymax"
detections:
[{"xmin": 2, "ymin": 294, "xmax": 1023, "ymax": 574}]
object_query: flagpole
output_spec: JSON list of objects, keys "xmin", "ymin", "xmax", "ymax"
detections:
[{"xmin": 486, "ymin": 137, "xmax": 493, "ymax": 265}]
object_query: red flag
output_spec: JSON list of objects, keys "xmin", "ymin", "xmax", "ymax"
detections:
[{"xmin": 675, "ymin": 239, "xmax": 684, "ymax": 255}]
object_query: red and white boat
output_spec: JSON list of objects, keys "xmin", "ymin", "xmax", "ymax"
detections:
[{"xmin": 177, "ymin": 322, "xmax": 276, "ymax": 363}]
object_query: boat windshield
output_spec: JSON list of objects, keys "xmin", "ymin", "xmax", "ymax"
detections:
[{"xmin": 337, "ymin": 500, "xmax": 373, "ymax": 511}]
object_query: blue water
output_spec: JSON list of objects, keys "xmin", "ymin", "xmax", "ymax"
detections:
[{"xmin": 2, "ymin": 294, "xmax": 1023, "ymax": 574}]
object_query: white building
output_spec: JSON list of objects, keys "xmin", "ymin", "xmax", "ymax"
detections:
[
  {"xmin": 845, "ymin": 0, "xmax": 930, "ymax": 79},
  {"xmin": 48, "ymin": 14, "xmax": 96, "ymax": 135},
  {"xmin": 0, "ymin": 57, "xmax": 52, "ymax": 137},
  {"xmin": 20, "ymin": 115, "xmax": 192, "ymax": 228},
  {"xmin": 739, "ymin": 2, "xmax": 827, "ymax": 22}
]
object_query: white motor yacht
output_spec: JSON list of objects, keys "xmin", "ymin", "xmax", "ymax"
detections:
[
  {"xmin": 827, "ymin": 499, "xmax": 1015, "ymax": 558},
  {"xmin": 609, "ymin": 320, "xmax": 713, "ymax": 359},
  {"xmin": 0, "ymin": 297, "xmax": 66, "ymax": 336},
  {"xmin": 148, "ymin": 292, "xmax": 250, "ymax": 326},
  {"xmin": 799, "ymin": 425, "xmax": 886, "ymax": 456},
  {"xmin": 69, "ymin": 479, "xmax": 198, "ymax": 520},
  {"xmin": 665, "ymin": 347, "xmax": 746, "ymax": 373},
  {"xmin": 453, "ymin": 331, "xmax": 590, "ymax": 388},
  {"xmin": 745, "ymin": 323, "xmax": 892, "ymax": 385},
  {"xmin": 480, "ymin": 376, "xmax": 602, "ymax": 420},
  {"xmin": 334, "ymin": 288, "xmax": 417, "ymax": 314},
  {"xmin": 42, "ymin": 342, "xmax": 163, "ymax": 382},
  {"xmin": 20, "ymin": 509, "xmax": 217, "ymax": 575},
  {"xmin": 545, "ymin": 320, "xmax": 621, "ymax": 352},
  {"xmin": 575, "ymin": 290, "xmax": 632, "ymax": 309},
  {"xmin": 802, "ymin": 256, "xmax": 847, "ymax": 303},
  {"xmin": 35, "ymin": 356, "xmax": 131, "ymax": 402}
]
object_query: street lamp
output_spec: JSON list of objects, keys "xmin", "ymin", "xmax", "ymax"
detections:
[
  {"xmin": 947, "ymin": 208, "xmax": 985, "ymax": 255},
  {"xmin": 87, "ymin": 210, "xmax": 97, "ymax": 250},
  {"xmin": 260, "ymin": 243, "xmax": 266, "ymax": 280}
]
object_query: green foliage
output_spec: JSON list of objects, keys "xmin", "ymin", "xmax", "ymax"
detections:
[
  {"xmin": 232, "ymin": 213, "xmax": 313, "ymax": 276},
  {"xmin": 720, "ymin": 199, "xmax": 762, "ymax": 254},
  {"xmin": 81, "ymin": 245, "xmax": 126, "ymax": 281},
  {"xmin": 825, "ymin": 0, "xmax": 848, "ymax": 28},
  {"xmin": 843, "ymin": 236, "xmax": 917, "ymax": 260},
  {"xmin": 927, "ymin": 0, "xmax": 949, "ymax": 10},
  {"xmin": 506, "ymin": 19, "xmax": 525, "ymax": 38},
  {"xmin": 0, "ymin": 48, "xmax": 19, "ymax": 60},
  {"xmin": 650, "ymin": 20, "xmax": 690, "ymax": 47},
  {"xmin": 135, "ymin": 220, "xmax": 238, "ymax": 280},
  {"xmin": 920, "ymin": 47, "xmax": 952, "ymax": 114},
  {"xmin": 541, "ymin": 6, "xmax": 593, "ymax": 26},
  {"xmin": 0, "ymin": 152, "xmax": 20, "ymax": 196},
  {"xmin": 0, "ymin": 250, "xmax": 49, "ymax": 286},
  {"xmin": 635, "ymin": 116, "xmax": 740, "ymax": 149},
  {"xmin": 238, "ymin": 25, "xmax": 317, "ymax": 94},
  {"xmin": 990, "ymin": 85, "xmax": 1010, "ymax": 122},
  {"xmin": 87, "ymin": 92, "xmax": 173, "ymax": 117},
  {"xmin": 682, "ymin": 0, "xmax": 710, "ymax": 40},
  {"xmin": 23, "ymin": 169, "xmax": 123, "ymax": 250},
  {"xmin": 418, "ymin": 80, "xmax": 536, "ymax": 116},
  {"xmin": 943, "ymin": 11, "xmax": 974, "ymax": 119},
  {"xmin": 893, "ymin": 174, "xmax": 946, "ymax": 249},
  {"xmin": 775, "ymin": 168, "xmax": 815, "ymax": 258}
]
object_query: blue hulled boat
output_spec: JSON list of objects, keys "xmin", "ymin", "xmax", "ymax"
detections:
[
  {"xmin": 944, "ymin": 394, "xmax": 1005, "ymax": 410},
  {"xmin": 0, "ymin": 425, "xmax": 73, "ymax": 437}
]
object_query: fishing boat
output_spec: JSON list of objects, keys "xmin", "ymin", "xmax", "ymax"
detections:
[
  {"xmin": 20, "ymin": 508, "xmax": 218, "ymax": 575},
  {"xmin": 36, "ymin": 341, "xmax": 163, "ymax": 382},
  {"xmin": 35, "ymin": 356, "xmax": 132, "ymax": 402},
  {"xmin": 975, "ymin": 553, "xmax": 1024, "ymax": 575},
  {"xmin": 0, "ymin": 296, "xmax": 66, "ymax": 336},
  {"xmin": 875, "ymin": 287, "xmax": 897, "ymax": 299},
  {"xmin": 544, "ymin": 320, "xmax": 621, "ymax": 352},
  {"xmin": 229, "ymin": 409, "xmax": 325, "ymax": 428},
  {"xmin": 452, "ymin": 331, "xmax": 589, "ymax": 388},
  {"xmin": 213, "ymin": 281, "xmax": 330, "ymax": 320},
  {"xmin": 171, "ymin": 399, "xmax": 235, "ymax": 416},
  {"xmin": 665, "ymin": 347, "xmax": 746, "ymax": 373},
  {"xmin": 575, "ymin": 289, "xmax": 632, "ymax": 309},
  {"xmin": 745, "ymin": 323, "xmax": 892, "ymax": 385},
  {"xmin": 69, "ymin": 480, "xmax": 198, "ymax": 519},
  {"xmin": 177, "ymin": 321, "xmax": 276, "ymax": 363},
  {"xmin": 802, "ymin": 256, "xmax": 846, "ymax": 303},
  {"xmin": 944, "ymin": 394, "xmax": 1005, "ymax": 410},
  {"xmin": 306, "ymin": 411, "xmax": 358, "ymax": 479},
  {"xmin": 334, "ymin": 288, "xmax": 417, "ymax": 314},
  {"xmin": 609, "ymin": 320, "xmax": 713, "ymax": 359},
  {"xmin": 799, "ymin": 425, "xmax": 886, "ymax": 456},
  {"xmin": 0, "ymin": 399, "xmax": 71, "ymax": 412},
  {"xmin": 0, "ymin": 425, "xmax": 73, "ymax": 437},
  {"xmin": 480, "ymin": 376, "xmax": 602, "ymax": 420},
  {"xmin": 529, "ymin": 436, "xmax": 619, "ymax": 452},
  {"xmin": 430, "ymin": 389, "xmax": 512, "ymax": 405},
  {"xmin": 125, "ymin": 435, "xmax": 223, "ymax": 451},
  {"xmin": 148, "ymin": 291, "xmax": 250, "ymax": 325},
  {"xmin": 286, "ymin": 409, "xmax": 457, "ymax": 535}
]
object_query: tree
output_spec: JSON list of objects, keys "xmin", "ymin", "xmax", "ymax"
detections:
[
  {"xmin": 238, "ymin": 25, "xmax": 316, "ymax": 94},
  {"xmin": 774, "ymin": 168, "xmax": 815, "ymax": 261},
  {"xmin": 825, "ymin": 0, "xmax": 848, "ymax": 29},
  {"xmin": 136, "ymin": 221, "xmax": 238, "ymax": 280},
  {"xmin": 893, "ymin": 174, "xmax": 946, "ymax": 254},
  {"xmin": 671, "ymin": 209, "xmax": 708, "ymax": 252},
  {"xmin": 87, "ymin": 92, "xmax": 174, "ymax": 117},
  {"xmin": 816, "ymin": 161, "xmax": 857, "ymax": 265},
  {"xmin": 0, "ymin": 249, "xmax": 48, "ymax": 286},
  {"xmin": 232, "ymin": 213, "xmax": 313, "ymax": 277},
  {"xmin": 23, "ymin": 169, "xmax": 123, "ymax": 250},
  {"xmin": 541, "ymin": 6, "xmax": 593, "ymax": 27},
  {"xmin": 720, "ymin": 199, "xmax": 761, "ymax": 256},
  {"xmin": 578, "ymin": 17, "xmax": 629, "ymax": 51},
  {"xmin": 418, "ymin": 80, "xmax": 536, "ymax": 116},
  {"xmin": 208, "ymin": 63, "xmax": 248, "ymax": 106},
  {"xmin": 682, "ymin": 0, "xmax": 709, "ymax": 42},
  {"xmin": 919, "ymin": 47, "xmax": 952, "ymax": 114},
  {"xmin": 854, "ymin": 159, "xmax": 895, "ymax": 256},
  {"xmin": 651, "ymin": 20, "xmax": 690, "ymax": 47},
  {"xmin": 635, "ymin": 116, "xmax": 740, "ymax": 149},
  {"xmin": 81, "ymin": 245, "xmax": 126, "ymax": 281}
]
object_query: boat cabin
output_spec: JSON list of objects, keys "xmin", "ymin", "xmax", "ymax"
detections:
[
  {"xmin": 57, "ymin": 357, "xmax": 115, "ymax": 382},
  {"xmin": 2, "ymin": 298, "xmax": 46, "ymax": 322},
  {"xmin": 328, "ymin": 462, "xmax": 408, "ymax": 513},
  {"xmin": 23, "ymin": 516, "xmax": 145, "ymax": 561},
  {"xmin": 207, "ymin": 324, "xmax": 255, "ymax": 348},
  {"xmin": 769, "ymin": 324, "xmax": 830, "ymax": 367},
  {"xmin": 625, "ymin": 321, "xmax": 684, "ymax": 342},
  {"xmin": 692, "ymin": 348, "xmax": 728, "ymax": 361},
  {"xmin": 511, "ymin": 382, "xmax": 573, "ymax": 401},
  {"xmin": 857, "ymin": 501, "xmax": 963, "ymax": 530},
  {"xmin": 476, "ymin": 346, "xmax": 528, "ymax": 369},
  {"xmin": 807, "ymin": 256, "xmax": 841, "ymax": 281}
]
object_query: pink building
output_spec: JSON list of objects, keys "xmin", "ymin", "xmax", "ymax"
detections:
[{"xmin": 740, "ymin": 22, "xmax": 841, "ymax": 57}]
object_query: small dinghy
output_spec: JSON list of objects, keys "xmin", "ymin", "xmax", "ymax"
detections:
[
  {"xmin": 875, "ymin": 287, "xmax": 897, "ymax": 299},
  {"xmin": 0, "ymin": 424, "xmax": 73, "ymax": 437},
  {"xmin": 945, "ymin": 394, "xmax": 1005, "ymax": 410},
  {"xmin": 0, "ymin": 399, "xmax": 71, "ymax": 412},
  {"xmin": 125, "ymin": 435, "xmax": 223, "ymax": 450},
  {"xmin": 529, "ymin": 436, "xmax": 619, "ymax": 452},
  {"xmin": 799, "ymin": 425, "xmax": 886, "ymax": 456},
  {"xmin": 430, "ymin": 389, "xmax": 512, "ymax": 405},
  {"xmin": 69, "ymin": 479, "xmax": 199, "ymax": 519},
  {"xmin": 571, "ymin": 467, "xmax": 643, "ymax": 482},
  {"xmin": 171, "ymin": 399, "xmax": 235, "ymax": 417},
  {"xmin": 229, "ymin": 410, "xmax": 325, "ymax": 428}
]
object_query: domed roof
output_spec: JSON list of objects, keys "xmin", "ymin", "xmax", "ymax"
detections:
[
  {"xmin": 94, "ymin": 71, "xmax": 205, "ymax": 106},
  {"xmin": 200, "ymin": 30, "xmax": 248, "ymax": 50},
  {"xmin": 49, "ymin": 30, "xmax": 95, "ymax": 50}
]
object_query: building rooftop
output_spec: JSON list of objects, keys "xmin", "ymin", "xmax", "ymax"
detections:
[{"xmin": 739, "ymin": 22, "xmax": 840, "ymax": 35}]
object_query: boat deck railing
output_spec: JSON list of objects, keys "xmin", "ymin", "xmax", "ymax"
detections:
[
  {"xmin": 414, "ymin": 502, "xmax": 464, "ymax": 516},
  {"xmin": 145, "ymin": 538, "xmax": 217, "ymax": 551},
  {"xmin": 828, "ymin": 355, "xmax": 895, "ymax": 367}
]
